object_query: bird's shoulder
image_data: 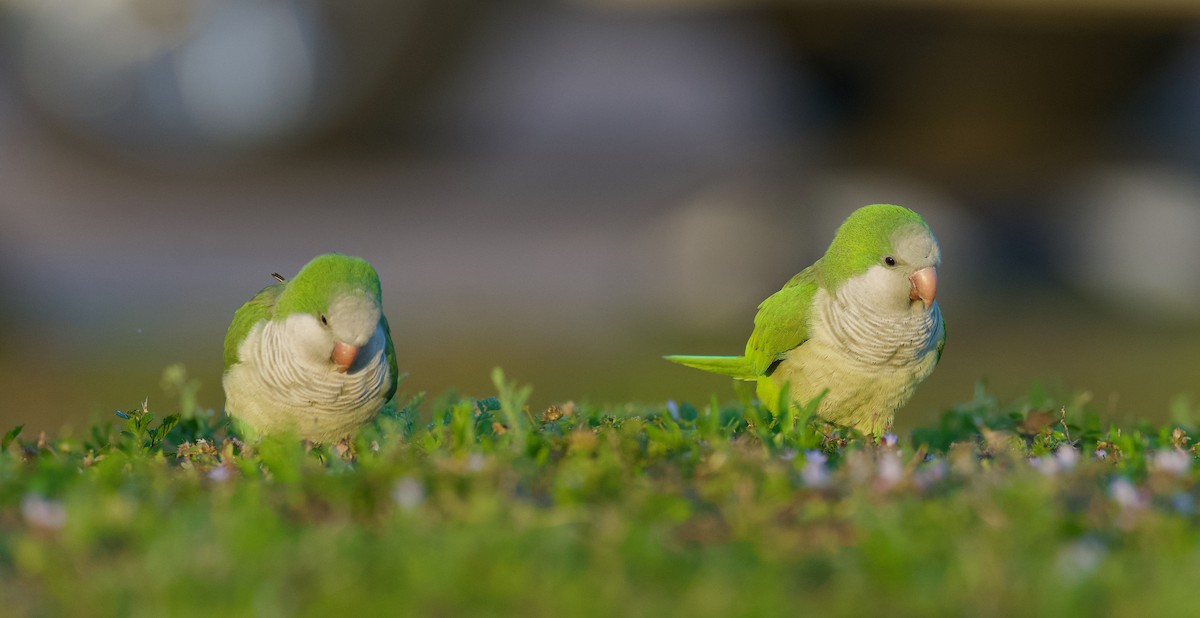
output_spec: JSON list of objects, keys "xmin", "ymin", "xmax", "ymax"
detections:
[
  {"xmin": 745, "ymin": 262, "xmax": 823, "ymax": 376},
  {"xmin": 223, "ymin": 282, "xmax": 285, "ymax": 372}
]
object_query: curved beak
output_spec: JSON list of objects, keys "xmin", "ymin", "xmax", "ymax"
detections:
[
  {"xmin": 331, "ymin": 341, "xmax": 360, "ymax": 373},
  {"xmin": 909, "ymin": 267, "xmax": 938, "ymax": 310}
]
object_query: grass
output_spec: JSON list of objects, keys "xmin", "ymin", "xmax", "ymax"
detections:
[{"xmin": 3, "ymin": 366, "xmax": 1200, "ymax": 616}]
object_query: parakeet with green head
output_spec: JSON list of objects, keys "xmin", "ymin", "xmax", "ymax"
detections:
[
  {"xmin": 222, "ymin": 253, "xmax": 398, "ymax": 442},
  {"xmin": 666, "ymin": 204, "xmax": 944, "ymax": 435}
]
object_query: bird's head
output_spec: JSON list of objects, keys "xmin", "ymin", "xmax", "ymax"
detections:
[
  {"xmin": 275, "ymin": 253, "xmax": 384, "ymax": 373},
  {"xmin": 821, "ymin": 204, "xmax": 940, "ymax": 313}
]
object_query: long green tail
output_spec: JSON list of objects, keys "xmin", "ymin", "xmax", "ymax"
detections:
[{"xmin": 663, "ymin": 355, "xmax": 757, "ymax": 381}]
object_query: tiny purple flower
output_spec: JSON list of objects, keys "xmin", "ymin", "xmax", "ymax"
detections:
[
  {"xmin": 1172, "ymin": 492, "xmax": 1195, "ymax": 515},
  {"xmin": 914, "ymin": 458, "xmax": 947, "ymax": 490}
]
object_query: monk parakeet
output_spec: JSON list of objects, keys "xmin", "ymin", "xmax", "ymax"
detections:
[
  {"xmin": 222, "ymin": 253, "xmax": 398, "ymax": 442},
  {"xmin": 666, "ymin": 204, "xmax": 944, "ymax": 435}
]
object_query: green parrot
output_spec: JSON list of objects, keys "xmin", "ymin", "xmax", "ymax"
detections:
[
  {"xmin": 665, "ymin": 204, "xmax": 944, "ymax": 435},
  {"xmin": 222, "ymin": 253, "xmax": 398, "ymax": 442}
]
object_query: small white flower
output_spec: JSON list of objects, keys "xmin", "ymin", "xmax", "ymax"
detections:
[
  {"xmin": 801, "ymin": 451, "xmax": 828, "ymax": 488},
  {"xmin": 877, "ymin": 452, "xmax": 903, "ymax": 487},
  {"xmin": 666, "ymin": 400, "xmax": 680, "ymax": 422},
  {"xmin": 208, "ymin": 466, "xmax": 231, "ymax": 483},
  {"xmin": 21, "ymin": 494, "xmax": 66, "ymax": 531},
  {"xmin": 1094, "ymin": 449, "xmax": 1108, "ymax": 461},
  {"xmin": 391, "ymin": 476, "xmax": 426, "ymax": 510},
  {"xmin": 1030, "ymin": 445, "xmax": 1080, "ymax": 476},
  {"xmin": 1108, "ymin": 477, "xmax": 1143, "ymax": 509},
  {"xmin": 880, "ymin": 433, "xmax": 898, "ymax": 448},
  {"xmin": 1055, "ymin": 445, "xmax": 1080, "ymax": 470},
  {"xmin": 467, "ymin": 452, "xmax": 486, "ymax": 472},
  {"xmin": 1056, "ymin": 538, "xmax": 1107, "ymax": 579},
  {"xmin": 1152, "ymin": 449, "xmax": 1192, "ymax": 476},
  {"xmin": 1029, "ymin": 455, "xmax": 1058, "ymax": 476}
]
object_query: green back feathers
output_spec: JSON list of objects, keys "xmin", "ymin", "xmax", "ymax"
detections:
[
  {"xmin": 274, "ymin": 254, "xmax": 383, "ymax": 317},
  {"xmin": 819, "ymin": 204, "xmax": 928, "ymax": 289},
  {"xmin": 744, "ymin": 267, "xmax": 819, "ymax": 376}
]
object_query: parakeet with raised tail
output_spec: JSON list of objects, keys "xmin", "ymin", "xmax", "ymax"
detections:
[
  {"xmin": 223, "ymin": 253, "xmax": 397, "ymax": 442},
  {"xmin": 666, "ymin": 204, "xmax": 944, "ymax": 435}
]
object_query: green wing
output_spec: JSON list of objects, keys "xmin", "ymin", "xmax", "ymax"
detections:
[
  {"xmin": 934, "ymin": 313, "xmax": 946, "ymax": 364},
  {"xmin": 223, "ymin": 283, "xmax": 284, "ymax": 372},
  {"xmin": 744, "ymin": 264, "xmax": 821, "ymax": 376},
  {"xmin": 381, "ymin": 312, "xmax": 399, "ymax": 402}
]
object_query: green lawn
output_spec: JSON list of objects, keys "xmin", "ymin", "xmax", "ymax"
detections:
[{"xmin": 2, "ymin": 366, "xmax": 1199, "ymax": 616}]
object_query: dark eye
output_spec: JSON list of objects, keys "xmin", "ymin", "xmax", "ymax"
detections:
[
  {"xmin": 320, "ymin": 314, "xmax": 329, "ymax": 326},
  {"xmin": 884, "ymin": 256, "xmax": 897, "ymax": 267}
]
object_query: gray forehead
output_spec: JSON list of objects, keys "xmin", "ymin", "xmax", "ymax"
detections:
[{"xmin": 892, "ymin": 224, "xmax": 939, "ymax": 261}]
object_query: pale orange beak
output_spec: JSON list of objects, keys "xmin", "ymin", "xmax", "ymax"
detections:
[
  {"xmin": 909, "ymin": 267, "xmax": 937, "ymax": 310},
  {"xmin": 331, "ymin": 341, "xmax": 360, "ymax": 373}
]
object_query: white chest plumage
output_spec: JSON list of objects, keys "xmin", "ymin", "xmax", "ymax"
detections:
[
  {"xmin": 223, "ymin": 313, "xmax": 391, "ymax": 441},
  {"xmin": 767, "ymin": 267, "xmax": 943, "ymax": 434}
]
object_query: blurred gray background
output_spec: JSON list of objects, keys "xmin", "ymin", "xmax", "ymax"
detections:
[{"xmin": 2, "ymin": 0, "xmax": 1199, "ymax": 433}]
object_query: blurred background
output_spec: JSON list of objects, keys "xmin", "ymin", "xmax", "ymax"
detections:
[{"xmin": 2, "ymin": 0, "xmax": 1200, "ymax": 434}]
